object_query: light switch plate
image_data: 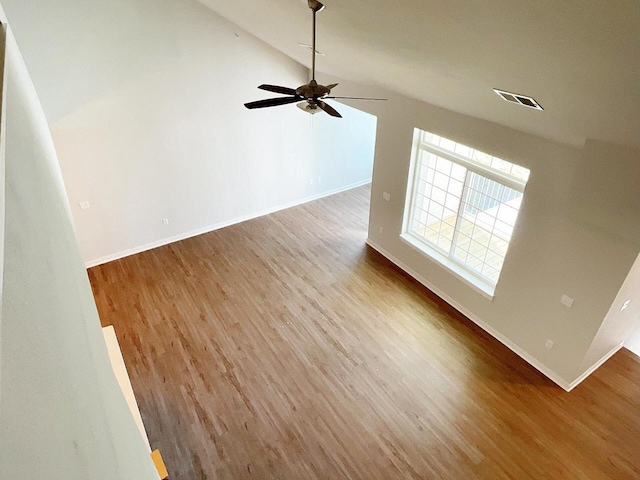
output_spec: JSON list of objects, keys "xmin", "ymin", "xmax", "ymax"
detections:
[{"xmin": 80, "ymin": 201, "xmax": 90, "ymax": 210}]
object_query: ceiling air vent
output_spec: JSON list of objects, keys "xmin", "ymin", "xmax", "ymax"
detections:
[{"xmin": 493, "ymin": 88, "xmax": 543, "ymax": 110}]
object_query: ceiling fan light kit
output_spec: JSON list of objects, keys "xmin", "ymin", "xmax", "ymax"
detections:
[
  {"xmin": 244, "ymin": 0, "xmax": 386, "ymax": 118},
  {"xmin": 297, "ymin": 102, "xmax": 322, "ymax": 114}
]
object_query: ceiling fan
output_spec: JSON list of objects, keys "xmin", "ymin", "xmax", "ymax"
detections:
[{"xmin": 244, "ymin": 0, "xmax": 386, "ymax": 118}]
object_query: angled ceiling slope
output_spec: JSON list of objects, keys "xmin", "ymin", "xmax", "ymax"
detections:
[{"xmin": 198, "ymin": 0, "xmax": 640, "ymax": 148}]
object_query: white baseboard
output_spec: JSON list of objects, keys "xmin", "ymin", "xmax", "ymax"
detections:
[
  {"xmin": 85, "ymin": 179, "xmax": 371, "ymax": 268},
  {"xmin": 625, "ymin": 344, "xmax": 640, "ymax": 358},
  {"xmin": 366, "ymin": 238, "xmax": 594, "ymax": 392},
  {"xmin": 566, "ymin": 343, "xmax": 624, "ymax": 392},
  {"xmin": 623, "ymin": 334, "xmax": 640, "ymax": 357}
]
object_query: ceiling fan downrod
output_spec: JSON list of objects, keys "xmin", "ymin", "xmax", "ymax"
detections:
[
  {"xmin": 308, "ymin": 0, "xmax": 325, "ymax": 81},
  {"xmin": 243, "ymin": 0, "xmax": 387, "ymax": 118}
]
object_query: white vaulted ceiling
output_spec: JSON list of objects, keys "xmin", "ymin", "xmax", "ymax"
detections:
[{"xmin": 198, "ymin": 0, "xmax": 640, "ymax": 147}]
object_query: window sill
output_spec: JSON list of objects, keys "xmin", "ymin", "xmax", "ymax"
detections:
[{"xmin": 399, "ymin": 233, "xmax": 495, "ymax": 300}]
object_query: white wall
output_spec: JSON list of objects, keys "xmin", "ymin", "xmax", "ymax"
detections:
[
  {"xmin": 2, "ymin": 0, "xmax": 376, "ymax": 266},
  {"xmin": 0, "ymin": 12, "xmax": 5, "ymax": 420},
  {"xmin": 625, "ymin": 327, "xmax": 640, "ymax": 357},
  {"xmin": 570, "ymin": 143, "xmax": 640, "ymax": 372},
  {"xmin": 318, "ymin": 74, "xmax": 640, "ymax": 388},
  {"xmin": 580, "ymin": 252, "xmax": 640, "ymax": 363},
  {"xmin": 0, "ymin": 20, "xmax": 157, "ymax": 480}
]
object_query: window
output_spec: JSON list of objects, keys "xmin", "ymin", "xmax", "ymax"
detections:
[{"xmin": 402, "ymin": 129, "xmax": 530, "ymax": 296}]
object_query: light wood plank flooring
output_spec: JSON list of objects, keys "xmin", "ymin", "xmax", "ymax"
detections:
[{"xmin": 89, "ymin": 185, "xmax": 640, "ymax": 480}]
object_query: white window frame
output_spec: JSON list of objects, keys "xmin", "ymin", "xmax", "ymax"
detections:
[{"xmin": 401, "ymin": 129, "xmax": 528, "ymax": 299}]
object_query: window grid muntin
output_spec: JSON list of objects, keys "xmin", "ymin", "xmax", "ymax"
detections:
[
  {"xmin": 408, "ymin": 151, "xmax": 464, "ymax": 256},
  {"xmin": 419, "ymin": 130, "xmax": 530, "ymax": 183},
  {"xmin": 418, "ymin": 132, "xmax": 528, "ymax": 191},
  {"xmin": 449, "ymin": 172, "xmax": 523, "ymax": 284},
  {"xmin": 407, "ymin": 130, "xmax": 529, "ymax": 287}
]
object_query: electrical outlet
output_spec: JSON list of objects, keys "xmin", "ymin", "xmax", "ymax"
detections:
[
  {"xmin": 560, "ymin": 295, "xmax": 574, "ymax": 308},
  {"xmin": 379, "ymin": 226, "xmax": 384, "ymax": 234},
  {"xmin": 80, "ymin": 201, "xmax": 90, "ymax": 210},
  {"xmin": 162, "ymin": 218, "xmax": 169, "ymax": 225},
  {"xmin": 545, "ymin": 339, "xmax": 554, "ymax": 349},
  {"xmin": 382, "ymin": 192, "xmax": 391, "ymax": 201},
  {"xmin": 309, "ymin": 178, "xmax": 314, "ymax": 185},
  {"xmin": 317, "ymin": 176, "xmax": 322, "ymax": 183}
]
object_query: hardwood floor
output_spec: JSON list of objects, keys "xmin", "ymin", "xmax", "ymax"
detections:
[{"xmin": 89, "ymin": 185, "xmax": 640, "ymax": 480}]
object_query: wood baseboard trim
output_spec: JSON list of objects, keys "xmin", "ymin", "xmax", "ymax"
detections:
[
  {"xmin": 85, "ymin": 179, "xmax": 372, "ymax": 268},
  {"xmin": 151, "ymin": 450, "xmax": 169, "ymax": 480}
]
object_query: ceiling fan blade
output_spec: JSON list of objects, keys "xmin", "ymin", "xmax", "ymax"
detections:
[
  {"xmin": 258, "ymin": 84, "xmax": 298, "ymax": 96},
  {"xmin": 325, "ymin": 96, "xmax": 388, "ymax": 101},
  {"xmin": 325, "ymin": 83, "xmax": 338, "ymax": 91},
  {"xmin": 244, "ymin": 96, "xmax": 301, "ymax": 109},
  {"xmin": 317, "ymin": 100, "xmax": 342, "ymax": 118}
]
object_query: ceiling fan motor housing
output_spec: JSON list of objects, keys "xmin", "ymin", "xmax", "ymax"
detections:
[{"xmin": 296, "ymin": 80, "xmax": 331, "ymax": 100}]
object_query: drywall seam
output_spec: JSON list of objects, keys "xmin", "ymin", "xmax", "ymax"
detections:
[
  {"xmin": 365, "ymin": 239, "xmax": 573, "ymax": 391},
  {"xmin": 86, "ymin": 179, "xmax": 372, "ymax": 268}
]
